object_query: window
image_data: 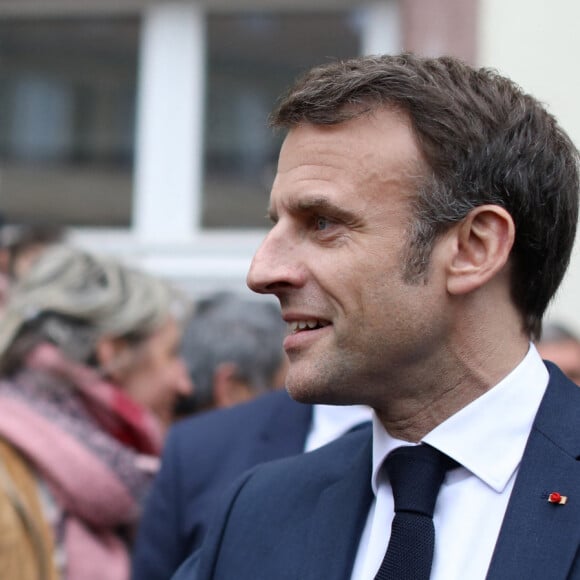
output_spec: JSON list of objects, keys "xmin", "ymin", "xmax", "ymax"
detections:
[
  {"xmin": 0, "ymin": 17, "xmax": 139, "ymax": 226},
  {"xmin": 203, "ymin": 11, "xmax": 362, "ymax": 228},
  {"xmin": 0, "ymin": 9, "xmax": 364, "ymax": 231}
]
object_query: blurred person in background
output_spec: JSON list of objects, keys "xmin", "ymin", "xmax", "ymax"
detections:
[
  {"xmin": 536, "ymin": 322, "xmax": 580, "ymax": 384},
  {"xmin": 174, "ymin": 291, "xmax": 288, "ymax": 417},
  {"xmin": 0, "ymin": 245, "xmax": 192, "ymax": 580},
  {"xmin": 132, "ymin": 291, "xmax": 370, "ymax": 580},
  {"xmin": 0, "ymin": 221, "xmax": 65, "ymax": 308}
]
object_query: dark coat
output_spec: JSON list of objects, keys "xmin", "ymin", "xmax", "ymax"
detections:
[{"xmin": 131, "ymin": 389, "xmax": 313, "ymax": 580}]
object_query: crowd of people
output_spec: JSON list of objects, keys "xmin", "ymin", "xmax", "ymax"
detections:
[
  {"xmin": 0, "ymin": 241, "xmax": 193, "ymax": 579},
  {"xmin": 0, "ymin": 227, "xmax": 294, "ymax": 579},
  {"xmin": 2, "ymin": 51, "xmax": 580, "ymax": 580}
]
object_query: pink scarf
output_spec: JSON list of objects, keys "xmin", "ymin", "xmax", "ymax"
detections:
[
  {"xmin": 26, "ymin": 343, "xmax": 164, "ymax": 455},
  {"xmin": 0, "ymin": 343, "xmax": 163, "ymax": 579}
]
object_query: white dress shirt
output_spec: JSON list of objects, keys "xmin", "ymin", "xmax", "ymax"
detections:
[
  {"xmin": 350, "ymin": 344, "xmax": 549, "ymax": 580},
  {"xmin": 304, "ymin": 403, "xmax": 372, "ymax": 452}
]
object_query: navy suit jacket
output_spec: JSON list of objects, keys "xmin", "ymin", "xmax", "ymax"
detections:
[
  {"xmin": 131, "ymin": 390, "xmax": 313, "ymax": 580},
  {"xmin": 174, "ymin": 363, "xmax": 580, "ymax": 580}
]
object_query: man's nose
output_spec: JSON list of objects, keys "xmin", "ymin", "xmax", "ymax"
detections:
[{"xmin": 247, "ymin": 228, "xmax": 302, "ymax": 295}]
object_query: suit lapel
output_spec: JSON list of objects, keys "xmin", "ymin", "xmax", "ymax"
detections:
[
  {"xmin": 487, "ymin": 365, "xmax": 580, "ymax": 579},
  {"xmin": 301, "ymin": 429, "xmax": 374, "ymax": 580}
]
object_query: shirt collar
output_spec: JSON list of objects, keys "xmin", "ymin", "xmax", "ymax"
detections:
[
  {"xmin": 305, "ymin": 403, "xmax": 373, "ymax": 452},
  {"xmin": 371, "ymin": 344, "xmax": 549, "ymax": 494}
]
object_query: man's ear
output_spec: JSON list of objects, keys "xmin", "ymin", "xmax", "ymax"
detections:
[
  {"xmin": 446, "ymin": 204, "xmax": 515, "ymax": 296},
  {"xmin": 213, "ymin": 363, "xmax": 254, "ymax": 408}
]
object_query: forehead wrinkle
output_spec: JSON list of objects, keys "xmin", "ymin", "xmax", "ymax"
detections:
[
  {"xmin": 277, "ymin": 131, "xmax": 356, "ymax": 169},
  {"xmin": 267, "ymin": 165, "xmax": 348, "ymax": 218},
  {"xmin": 283, "ymin": 152, "xmax": 419, "ymax": 204},
  {"xmin": 267, "ymin": 169, "xmax": 415, "ymax": 223},
  {"xmin": 270, "ymin": 119, "xmax": 426, "ymax": 220}
]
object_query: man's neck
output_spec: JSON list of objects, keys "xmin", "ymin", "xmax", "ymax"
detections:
[{"xmin": 374, "ymin": 334, "xmax": 530, "ymax": 442}]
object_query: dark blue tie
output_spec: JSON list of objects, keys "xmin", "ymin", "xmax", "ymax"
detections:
[{"xmin": 374, "ymin": 444, "xmax": 458, "ymax": 580}]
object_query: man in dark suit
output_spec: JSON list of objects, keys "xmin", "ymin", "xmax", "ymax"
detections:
[
  {"xmin": 132, "ymin": 387, "xmax": 370, "ymax": 579},
  {"xmin": 131, "ymin": 389, "xmax": 312, "ymax": 579},
  {"xmin": 174, "ymin": 53, "xmax": 580, "ymax": 579}
]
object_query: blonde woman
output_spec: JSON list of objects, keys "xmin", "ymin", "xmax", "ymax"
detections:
[{"xmin": 0, "ymin": 245, "xmax": 192, "ymax": 580}]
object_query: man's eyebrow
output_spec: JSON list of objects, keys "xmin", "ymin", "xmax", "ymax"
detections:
[
  {"xmin": 290, "ymin": 196, "xmax": 357, "ymax": 223},
  {"xmin": 267, "ymin": 197, "xmax": 333, "ymax": 222},
  {"xmin": 292, "ymin": 196, "xmax": 333, "ymax": 212},
  {"xmin": 267, "ymin": 196, "xmax": 357, "ymax": 224}
]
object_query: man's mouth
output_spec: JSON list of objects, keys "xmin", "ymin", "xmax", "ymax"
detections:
[{"xmin": 288, "ymin": 320, "xmax": 331, "ymax": 333}]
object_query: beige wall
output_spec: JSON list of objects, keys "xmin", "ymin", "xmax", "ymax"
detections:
[
  {"xmin": 478, "ymin": 0, "xmax": 580, "ymax": 334},
  {"xmin": 402, "ymin": 0, "xmax": 478, "ymax": 64}
]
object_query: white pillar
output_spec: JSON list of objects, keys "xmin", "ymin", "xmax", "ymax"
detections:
[
  {"xmin": 134, "ymin": 2, "xmax": 205, "ymax": 243},
  {"xmin": 360, "ymin": 1, "xmax": 401, "ymax": 56}
]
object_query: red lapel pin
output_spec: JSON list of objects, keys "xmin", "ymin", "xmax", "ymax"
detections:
[{"xmin": 548, "ymin": 492, "xmax": 567, "ymax": 505}]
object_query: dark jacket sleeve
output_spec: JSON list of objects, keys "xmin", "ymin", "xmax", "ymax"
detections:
[{"xmin": 132, "ymin": 427, "xmax": 188, "ymax": 580}]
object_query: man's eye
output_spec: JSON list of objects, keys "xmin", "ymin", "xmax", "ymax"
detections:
[{"xmin": 315, "ymin": 216, "xmax": 331, "ymax": 230}]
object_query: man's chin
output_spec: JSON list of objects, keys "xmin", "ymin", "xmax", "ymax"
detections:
[
  {"xmin": 285, "ymin": 379, "xmax": 324, "ymax": 404},
  {"xmin": 285, "ymin": 380, "xmax": 349, "ymax": 406}
]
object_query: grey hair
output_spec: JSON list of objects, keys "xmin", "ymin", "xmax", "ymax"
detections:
[
  {"xmin": 0, "ymin": 244, "xmax": 188, "ymax": 371},
  {"xmin": 179, "ymin": 293, "xmax": 286, "ymax": 413}
]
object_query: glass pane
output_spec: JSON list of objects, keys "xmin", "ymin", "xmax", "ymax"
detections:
[
  {"xmin": 204, "ymin": 11, "xmax": 362, "ymax": 228},
  {"xmin": 0, "ymin": 17, "xmax": 139, "ymax": 227}
]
